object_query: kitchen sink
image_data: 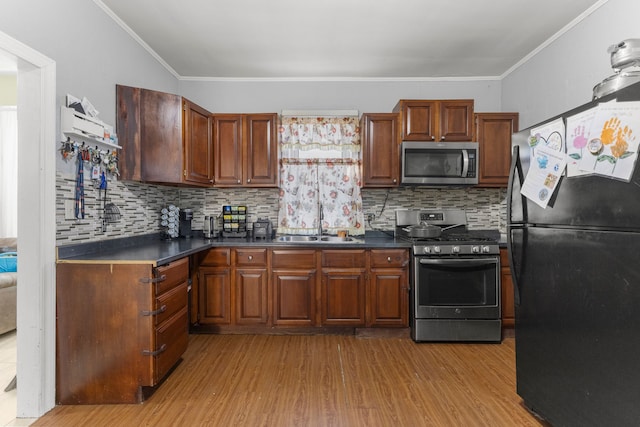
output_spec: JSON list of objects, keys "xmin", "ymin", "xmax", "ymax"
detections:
[
  {"xmin": 274, "ymin": 235, "xmax": 363, "ymax": 244},
  {"xmin": 275, "ymin": 235, "xmax": 319, "ymax": 242},
  {"xmin": 320, "ymin": 236, "xmax": 360, "ymax": 243}
]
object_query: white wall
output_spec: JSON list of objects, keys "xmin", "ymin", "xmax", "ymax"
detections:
[
  {"xmin": 502, "ymin": 0, "xmax": 640, "ymax": 129},
  {"xmin": 178, "ymin": 78, "xmax": 502, "ymax": 114},
  {"xmin": 0, "ymin": 0, "xmax": 179, "ymax": 176}
]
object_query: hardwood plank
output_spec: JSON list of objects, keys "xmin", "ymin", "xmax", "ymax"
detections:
[{"xmin": 34, "ymin": 335, "xmax": 544, "ymax": 426}]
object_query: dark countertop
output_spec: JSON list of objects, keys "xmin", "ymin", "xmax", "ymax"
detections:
[{"xmin": 57, "ymin": 230, "xmax": 409, "ymax": 266}]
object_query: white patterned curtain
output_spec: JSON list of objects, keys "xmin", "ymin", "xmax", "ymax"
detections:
[
  {"xmin": 0, "ymin": 107, "xmax": 17, "ymax": 237},
  {"xmin": 277, "ymin": 115, "xmax": 365, "ymax": 236}
]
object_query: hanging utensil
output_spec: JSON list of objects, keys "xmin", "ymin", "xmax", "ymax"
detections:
[
  {"xmin": 74, "ymin": 149, "xmax": 86, "ymax": 219},
  {"xmin": 99, "ymin": 172, "xmax": 121, "ymax": 231}
]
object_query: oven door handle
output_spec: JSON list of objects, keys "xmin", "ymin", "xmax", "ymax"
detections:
[{"xmin": 418, "ymin": 258, "xmax": 497, "ymax": 267}]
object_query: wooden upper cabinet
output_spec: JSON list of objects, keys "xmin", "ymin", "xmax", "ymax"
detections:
[
  {"xmin": 213, "ymin": 113, "xmax": 278, "ymax": 187},
  {"xmin": 475, "ymin": 112, "xmax": 519, "ymax": 187},
  {"xmin": 361, "ymin": 113, "xmax": 400, "ymax": 187},
  {"xmin": 116, "ymin": 84, "xmax": 212, "ymax": 187},
  {"xmin": 183, "ymin": 100, "xmax": 213, "ymax": 185},
  {"xmin": 393, "ymin": 99, "xmax": 474, "ymax": 142},
  {"xmin": 213, "ymin": 114, "xmax": 243, "ymax": 186}
]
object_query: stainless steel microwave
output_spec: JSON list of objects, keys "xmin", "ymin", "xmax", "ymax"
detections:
[{"xmin": 401, "ymin": 141, "xmax": 479, "ymax": 186}]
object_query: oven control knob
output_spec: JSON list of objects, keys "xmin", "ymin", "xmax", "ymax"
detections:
[
  {"xmin": 472, "ymin": 246, "xmax": 480, "ymax": 253},
  {"xmin": 433, "ymin": 246, "xmax": 441, "ymax": 254},
  {"xmin": 452, "ymin": 246, "xmax": 460, "ymax": 254},
  {"xmin": 481, "ymin": 245, "xmax": 491, "ymax": 253}
]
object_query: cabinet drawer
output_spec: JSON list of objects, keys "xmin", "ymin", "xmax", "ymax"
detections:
[
  {"xmin": 155, "ymin": 257, "xmax": 189, "ymax": 295},
  {"xmin": 155, "ymin": 281, "xmax": 188, "ymax": 326},
  {"xmin": 322, "ymin": 249, "xmax": 366, "ymax": 268},
  {"xmin": 370, "ymin": 249, "xmax": 409, "ymax": 268},
  {"xmin": 235, "ymin": 248, "xmax": 267, "ymax": 266},
  {"xmin": 272, "ymin": 249, "xmax": 316, "ymax": 269},
  {"xmin": 154, "ymin": 307, "xmax": 188, "ymax": 383},
  {"xmin": 201, "ymin": 248, "xmax": 231, "ymax": 267}
]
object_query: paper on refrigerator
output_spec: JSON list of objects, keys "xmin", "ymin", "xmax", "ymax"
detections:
[
  {"xmin": 520, "ymin": 145, "xmax": 567, "ymax": 209},
  {"xmin": 577, "ymin": 101, "xmax": 640, "ymax": 181},
  {"xmin": 566, "ymin": 106, "xmax": 599, "ymax": 177}
]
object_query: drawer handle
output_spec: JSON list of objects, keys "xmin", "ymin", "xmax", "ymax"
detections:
[
  {"xmin": 387, "ymin": 257, "xmax": 392, "ymax": 262},
  {"xmin": 139, "ymin": 274, "xmax": 167, "ymax": 284},
  {"xmin": 248, "ymin": 255, "xmax": 253, "ymax": 261},
  {"xmin": 141, "ymin": 304, "xmax": 167, "ymax": 316},
  {"xmin": 142, "ymin": 343, "xmax": 167, "ymax": 357}
]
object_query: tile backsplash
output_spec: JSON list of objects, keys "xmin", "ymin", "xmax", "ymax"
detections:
[{"xmin": 56, "ymin": 172, "xmax": 506, "ymax": 244}]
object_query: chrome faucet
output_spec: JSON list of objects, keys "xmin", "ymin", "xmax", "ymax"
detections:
[{"xmin": 318, "ymin": 202, "xmax": 323, "ymax": 237}]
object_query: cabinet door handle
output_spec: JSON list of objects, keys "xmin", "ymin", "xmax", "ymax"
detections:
[
  {"xmin": 237, "ymin": 179, "xmax": 241, "ymax": 184},
  {"xmin": 139, "ymin": 274, "xmax": 166, "ymax": 284},
  {"xmin": 431, "ymin": 136, "xmax": 435, "ymax": 141},
  {"xmin": 247, "ymin": 178, "xmax": 251, "ymax": 183},
  {"xmin": 140, "ymin": 304, "xmax": 167, "ymax": 316},
  {"xmin": 441, "ymin": 135, "xmax": 445, "ymax": 140},
  {"xmin": 142, "ymin": 343, "xmax": 167, "ymax": 357}
]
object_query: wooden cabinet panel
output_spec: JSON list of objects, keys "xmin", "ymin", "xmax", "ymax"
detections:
[
  {"xmin": 500, "ymin": 249, "xmax": 515, "ymax": 327},
  {"xmin": 184, "ymin": 100, "xmax": 213, "ymax": 185},
  {"xmin": 199, "ymin": 267, "xmax": 232, "ymax": 324},
  {"xmin": 244, "ymin": 114, "xmax": 278, "ymax": 186},
  {"xmin": 272, "ymin": 270, "xmax": 317, "ymax": 326},
  {"xmin": 361, "ymin": 113, "xmax": 400, "ymax": 187},
  {"xmin": 116, "ymin": 85, "xmax": 212, "ymax": 187},
  {"xmin": 154, "ymin": 307, "xmax": 189, "ymax": 383},
  {"xmin": 56, "ymin": 258, "xmax": 189, "ymax": 404},
  {"xmin": 235, "ymin": 248, "xmax": 267, "ymax": 266},
  {"xmin": 200, "ymin": 247, "xmax": 231, "ymax": 267},
  {"xmin": 235, "ymin": 268, "xmax": 269, "ymax": 324},
  {"xmin": 155, "ymin": 257, "xmax": 189, "ymax": 295},
  {"xmin": 322, "ymin": 249, "xmax": 366, "ymax": 268},
  {"xmin": 213, "ymin": 114, "xmax": 243, "ymax": 186},
  {"xmin": 398, "ymin": 100, "xmax": 437, "ymax": 141},
  {"xmin": 272, "ymin": 249, "xmax": 316, "ymax": 269},
  {"xmin": 155, "ymin": 282, "xmax": 189, "ymax": 326},
  {"xmin": 439, "ymin": 100, "xmax": 474, "ymax": 142},
  {"xmin": 475, "ymin": 112, "xmax": 519, "ymax": 187},
  {"xmin": 393, "ymin": 99, "xmax": 474, "ymax": 142},
  {"xmin": 368, "ymin": 269, "xmax": 408, "ymax": 327},
  {"xmin": 368, "ymin": 249, "xmax": 409, "ymax": 327},
  {"xmin": 321, "ymin": 270, "xmax": 366, "ymax": 326},
  {"xmin": 370, "ymin": 249, "xmax": 409, "ymax": 268}
]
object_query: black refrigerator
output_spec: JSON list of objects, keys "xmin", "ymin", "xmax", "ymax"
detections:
[{"xmin": 508, "ymin": 81, "xmax": 640, "ymax": 427}]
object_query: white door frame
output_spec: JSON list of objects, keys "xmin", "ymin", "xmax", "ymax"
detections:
[{"xmin": 0, "ymin": 30, "xmax": 56, "ymax": 418}]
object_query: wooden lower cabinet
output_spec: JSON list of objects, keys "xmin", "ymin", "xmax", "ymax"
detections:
[
  {"xmin": 199, "ymin": 266, "xmax": 232, "ymax": 324},
  {"xmin": 194, "ymin": 247, "xmax": 410, "ymax": 330},
  {"xmin": 56, "ymin": 257, "xmax": 189, "ymax": 404},
  {"xmin": 500, "ymin": 249, "xmax": 515, "ymax": 328},
  {"xmin": 235, "ymin": 269, "xmax": 268, "ymax": 324},
  {"xmin": 321, "ymin": 250, "xmax": 366, "ymax": 326},
  {"xmin": 368, "ymin": 249, "xmax": 409, "ymax": 327},
  {"xmin": 272, "ymin": 249, "xmax": 318, "ymax": 326},
  {"xmin": 197, "ymin": 248, "xmax": 268, "ymax": 326}
]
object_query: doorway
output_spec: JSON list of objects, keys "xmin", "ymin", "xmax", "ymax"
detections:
[{"xmin": 0, "ymin": 31, "xmax": 56, "ymax": 419}]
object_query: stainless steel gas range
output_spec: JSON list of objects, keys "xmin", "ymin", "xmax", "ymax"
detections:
[{"xmin": 396, "ymin": 209, "xmax": 502, "ymax": 343}]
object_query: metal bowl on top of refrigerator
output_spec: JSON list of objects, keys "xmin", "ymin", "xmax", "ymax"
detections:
[
  {"xmin": 608, "ymin": 38, "xmax": 640, "ymax": 71},
  {"xmin": 593, "ymin": 70, "xmax": 640, "ymax": 99}
]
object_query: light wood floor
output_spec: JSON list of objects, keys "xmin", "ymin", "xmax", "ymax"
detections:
[{"xmin": 33, "ymin": 333, "xmax": 544, "ymax": 427}]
